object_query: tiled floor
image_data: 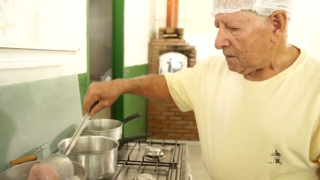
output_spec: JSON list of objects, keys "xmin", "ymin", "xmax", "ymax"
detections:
[{"xmin": 187, "ymin": 144, "xmax": 212, "ymax": 180}]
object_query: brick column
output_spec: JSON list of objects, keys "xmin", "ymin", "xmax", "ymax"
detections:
[{"xmin": 147, "ymin": 30, "xmax": 199, "ymax": 141}]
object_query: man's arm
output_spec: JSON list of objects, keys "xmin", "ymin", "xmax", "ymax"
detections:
[
  {"xmin": 122, "ymin": 74, "xmax": 173, "ymax": 101},
  {"xmin": 83, "ymin": 74, "xmax": 172, "ymax": 116}
]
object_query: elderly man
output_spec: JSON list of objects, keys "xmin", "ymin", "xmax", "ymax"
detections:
[{"xmin": 84, "ymin": 0, "xmax": 320, "ymax": 179}]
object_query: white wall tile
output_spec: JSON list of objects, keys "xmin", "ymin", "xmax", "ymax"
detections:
[
  {"xmin": 185, "ymin": 0, "xmax": 212, "ymax": 21},
  {"xmin": 124, "ymin": 19, "xmax": 150, "ymax": 37},
  {"xmin": 155, "ymin": 20, "xmax": 166, "ymax": 38},
  {"xmin": 178, "ymin": 0, "xmax": 186, "ymax": 21},
  {"xmin": 124, "ymin": 31, "xmax": 149, "ymax": 66},
  {"xmin": 155, "ymin": 0, "xmax": 167, "ymax": 21},
  {"xmin": 184, "ymin": 21, "xmax": 211, "ymax": 46},
  {"xmin": 208, "ymin": 46, "xmax": 223, "ymax": 56},
  {"xmin": 209, "ymin": 18, "xmax": 218, "ymax": 47},
  {"xmin": 195, "ymin": 46, "xmax": 209, "ymax": 63},
  {"xmin": 150, "ymin": 0, "xmax": 156, "ymax": 20},
  {"xmin": 125, "ymin": 0, "xmax": 150, "ymax": 19},
  {"xmin": 178, "ymin": 20, "xmax": 185, "ymax": 29},
  {"xmin": 124, "ymin": 44, "xmax": 149, "ymax": 67},
  {"xmin": 124, "ymin": 0, "xmax": 153, "ymax": 67}
]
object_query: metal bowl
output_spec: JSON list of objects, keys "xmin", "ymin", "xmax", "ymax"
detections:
[{"xmin": 0, "ymin": 160, "xmax": 87, "ymax": 180}]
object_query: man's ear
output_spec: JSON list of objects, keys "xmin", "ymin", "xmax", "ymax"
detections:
[{"xmin": 270, "ymin": 10, "xmax": 288, "ymax": 43}]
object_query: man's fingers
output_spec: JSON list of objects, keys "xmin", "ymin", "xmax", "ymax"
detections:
[
  {"xmin": 83, "ymin": 94, "xmax": 92, "ymax": 115},
  {"xmin": 83, "ymin": 93, "xmax": 99, "ymax": 116}
]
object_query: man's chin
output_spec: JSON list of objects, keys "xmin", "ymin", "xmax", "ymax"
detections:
[{"xmin": 227, "ymin": 64, "xmax": 245, "ymax": 74}]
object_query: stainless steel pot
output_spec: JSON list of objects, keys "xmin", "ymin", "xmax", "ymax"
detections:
[
  {"xmin": 0, "ymin": 160, "xmax": 87, "ymax": 180},
  {"xmin": 57, "ymin": 133, "xmax": 152, "ymax": 180},
  {"xmin": 81, "ymin": 113, "xmax": 141, "ymax": 140}
]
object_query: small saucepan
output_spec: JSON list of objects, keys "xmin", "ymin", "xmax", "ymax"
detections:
[
  {"xmin": 58, "ymin": 133, "xmax": 152, "ymax": 180},
  {"xmin": 81, "ymin": 113, "xmax": 141, "ymax": 140}
]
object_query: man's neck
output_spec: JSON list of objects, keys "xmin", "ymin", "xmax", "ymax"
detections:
[{"xmin": 244, "ymin": 45, "xmax": 300, "ymax": 81}]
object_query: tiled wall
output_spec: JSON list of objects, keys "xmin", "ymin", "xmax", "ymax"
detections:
[
  {"xmin": 124, "ymin": 0, "xmax": 156, "ymax": 67},
  {"xmin": 286, "ymin": 1, "xmax": 320, "ymax": 57},
  {"xmin": 0, "ymin": 75, "xmax": 83, "ymax": 172}
]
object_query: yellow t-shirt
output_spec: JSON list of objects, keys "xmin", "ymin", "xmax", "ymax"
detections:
[{"xmin": 165, "ymin": 49, "xmax": 320, "ymax": 180}]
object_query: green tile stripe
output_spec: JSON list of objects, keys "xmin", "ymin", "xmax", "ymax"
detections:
[{"xmin": 123, "ymin": 64, "xmax": 148, "ymax": 137}]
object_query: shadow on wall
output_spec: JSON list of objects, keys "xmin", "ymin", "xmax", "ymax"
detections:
[
  {"xmin": 7, "ymin": 124, "xmax": 78, "ymax": 159},
  {"xmin": 0, "ymin": 110, "xmax": 16, "ymax": 171},
  {"xmin": 50, "ymin": 124, "xmax": 76, "ymax": 152}
]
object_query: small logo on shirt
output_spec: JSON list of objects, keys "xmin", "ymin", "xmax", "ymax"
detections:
[{"xmin": 269, "ymin": 149, "xmax": 282, "ymax": 165}]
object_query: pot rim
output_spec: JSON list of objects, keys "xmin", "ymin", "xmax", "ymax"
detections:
[
  {"xmin": 82, "ymin": 119, "xmax": 123, "ymax": 133},
  {"xmin": 57, "ymin": 135, "xmax": 119, "ymax": 155}
]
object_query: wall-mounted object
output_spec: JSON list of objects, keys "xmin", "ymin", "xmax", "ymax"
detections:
[{"xmin": 0, "ymin": 0, "xmax": 86, "ymax": 74}]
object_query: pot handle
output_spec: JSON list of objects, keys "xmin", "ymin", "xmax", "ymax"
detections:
[
  {"xmin": 122, "ymin": 113, "xmax": 141, "ymax": 125},
  {"xmin": 118, "ymin": 133, "xmax": 152, "ymax": 149},
  {"xmin": 10, "ymin": 155, "xmax": 37, "ymax": 165}
]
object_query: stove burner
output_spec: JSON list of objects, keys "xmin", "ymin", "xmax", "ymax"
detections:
[
  {"xmin": 137, "ymin": 173, "xmax": 155, "ymax": 180},
  {"xmin": 145, "ymin": 147, "xmax": 165, "ymax": 161}
]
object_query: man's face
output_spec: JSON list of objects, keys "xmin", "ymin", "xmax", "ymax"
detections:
[{"xmin": 214, "ymin": 11, "xmax": 274, "ymax": 75}]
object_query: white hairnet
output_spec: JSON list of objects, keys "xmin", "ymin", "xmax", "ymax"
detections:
[{"xmin": 212, "ymin": 0, "xmax": 293, "ymax": 20}]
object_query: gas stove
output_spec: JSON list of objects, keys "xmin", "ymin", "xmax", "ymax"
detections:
[{"xmin": 103, "ymin": 140, "xmax": 190, "ymax": 180}]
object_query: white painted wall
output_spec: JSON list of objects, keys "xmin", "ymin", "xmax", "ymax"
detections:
[
  {"xmin": 0, "ymin": 0, "xmax": 87, "ymax": 85},
  {"xmin": 124, "ymin": 0, "xmax": 156, "ymax": 67},
  {"xmin": 124, "ymin": 0, "xmax": 320, "ymax": 65}
]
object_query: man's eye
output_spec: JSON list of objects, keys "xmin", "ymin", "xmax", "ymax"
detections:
[{"xmin": 228, "ymin": 27, "xmax": 238, "ymax": 31}]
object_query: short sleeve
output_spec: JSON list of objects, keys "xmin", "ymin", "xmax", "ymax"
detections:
[
  {"xmin": 310, "ymin": 120, "xmax": 320, "ymax": 162},
  {"xmin": 164, "ymin": 67, "xmax": 197, "ymax": 112}
]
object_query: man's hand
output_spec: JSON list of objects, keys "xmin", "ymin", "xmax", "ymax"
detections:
[
  {"xmin": 83, "ymin": 80, "xmax": 123, "ymax": 116},
  {"xmin": 27, "ymin": 163, "xmax": 60, "ymax": 180}
]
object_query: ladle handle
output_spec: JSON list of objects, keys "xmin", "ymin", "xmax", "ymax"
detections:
[
  {"xmin": 64, "ymin": 101, "xmax": 99, "ymax": 156},
  {"xmin": 87, "ymin": 101, "xmax": 99, "ymax": 113}
]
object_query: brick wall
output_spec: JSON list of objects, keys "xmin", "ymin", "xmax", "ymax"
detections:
[
  {"xmin": 147, "ymin": 99, "xmax": 199, "ymax": 140},
  {"xmin": 147, "ymin": 28, "xmax": 199, "ymax": 141}
]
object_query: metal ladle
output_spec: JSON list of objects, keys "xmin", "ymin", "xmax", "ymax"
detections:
[{"xmin": 40, "ymin": 102, "xmax": 98, "ymax": 180}]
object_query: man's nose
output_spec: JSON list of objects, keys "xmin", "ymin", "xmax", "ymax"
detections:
[{"xmin": 215, "ymin": 28, "xmax": 231, "ymax": 49}]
